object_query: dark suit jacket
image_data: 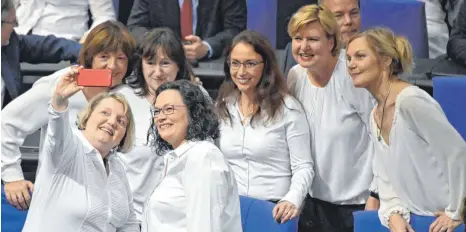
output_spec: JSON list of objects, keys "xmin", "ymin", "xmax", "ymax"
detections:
[
  {"xmin": 127, "ymin": 0, "xmax": 247, "ymax": 59},
  {"xmin": 1, "ymin": 32, "xmax": 81, "ymax": 108},
  {"xmin": 447, "ymin": 1, "xmax": 466, "ymax": 66}
]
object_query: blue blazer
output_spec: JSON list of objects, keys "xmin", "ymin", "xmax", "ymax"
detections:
[{"xmin": 1, "ymin": 31, "xmax": 80, "ymax": 107}]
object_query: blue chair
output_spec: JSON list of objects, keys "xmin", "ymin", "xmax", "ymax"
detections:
[
  {"xmin": 354, "ymin": 211, "xmax": 465, "ymax": 232},
  {"xmin": 433, "ymin": 76, "xmax": 466, "ymax": 140},
  {"xmin": 360, "ymin": 0, "xmax": 429, "ymax": 59},
  {"xmin": 240, "ymin": 196, "xmax": 299, "ymax": 232},
  {"xmin": 1, "ymin": 185, "xmax": 28, "ymax": 232}
]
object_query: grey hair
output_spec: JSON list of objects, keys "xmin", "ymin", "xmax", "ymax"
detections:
[{"xmin": 1, "ymin": 0, "xmax": 15, "ymax": 21}]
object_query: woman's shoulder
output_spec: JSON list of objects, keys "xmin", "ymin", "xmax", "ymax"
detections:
[
  {"xmin": 282, "ymin": 94, "xmax": 305, "ymax": 111},
  {"xmin": 396, "ymin": 86, "xmax": 437, "ymax": 111}
]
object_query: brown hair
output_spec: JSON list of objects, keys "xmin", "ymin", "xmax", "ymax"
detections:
[
  {"xmin": 79, "ymin": 21, "xmax": 137, "ymax": 79},
  {"xmin": 348, "ymin": 27, "xmax": 413, "ymax": 77},
  {"xmin": 77, "ymin": 92, "xmax": 135, "ymax": 153},
  {"xmin": 288, "ymin": 4, "xmax": 342, "ymax": 56},
  {"xmin": 216, "ymin": 30, "xmax": 288, "ymax": 126}
]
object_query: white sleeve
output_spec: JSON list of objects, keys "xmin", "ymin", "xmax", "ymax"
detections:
[
  {"xmin": 377, "ymin": 178, "xmax": 411, "ymax": 228},
  {"xmin": 280, "ymin": 98, "xmax": 314, "ymax": 209},
  {"xmin": 184, "ymin": 146, "xmax": 232, "ymax": 232},
  {"xmin": 399, "ymin": 93, "xmax": 466, "ymax": 221},
  {"xmin": 45, "ymin": 103, "xmax": 81, "ymax": 168},
  {"xmin": 1, "ymin": 73, "xmax": 58, "ymax": 182},
  {"xmin": 87, "ymin": 0, "xmax": 116, "ymax": 34}
]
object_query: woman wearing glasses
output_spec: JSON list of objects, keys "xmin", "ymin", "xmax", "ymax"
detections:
[
  {"xmin": 286, "ymin": 5, "xmax": 375, "ymax": 232},
  {"xmin": 141, "ymin": 80, "xmax": 242, "ymax": 232},
  {"xmin": 113, "ymin": 27, "xmax": 202, "ymax": 223},
  {"xmin": 216, "ymin": 30, "xmax": 313, "ymax": 224}
]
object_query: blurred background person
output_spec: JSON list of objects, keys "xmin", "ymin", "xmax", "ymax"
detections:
[
  {"xmin": 114, "ymin": 27, "xmax": 201, "ymax": 222},
  {"xmin": 320, "ymin": 0, "xmax": 361, "ymax": 46},
  {"xmin": 216, "ymin": 30, "xmax": 313, "ymax": 224},
  {"xmin": 15, "ymin": 0, "xmax": 116, "ymax": 43},
  {"xmin": 22, "ymin": 68, "xmax": 139, "ymax": 231},
  {"xmin": 287, "ymin": 5, "xmax": 375, "ymax": 232},
  {"xmin": 447, "ymin": 1, "xmax": 466, "ymax": 66},
  {"xmin": 127, "ymin": 0, "xmax": 247, "ymax": 62},
  {"xmin": 1, "ymin": 20, "xmax": 136, "ymax": 211},
  {"xmin": 347, "ymin": 27, "xmax": 466, "ymax": 232},
  {"xmin": 142, "ymin": 80, "xmax": 242, "ymax": 232},
  {"xmin": 1, "ymin": 0, "xmax": 80, "ymax": 107}
]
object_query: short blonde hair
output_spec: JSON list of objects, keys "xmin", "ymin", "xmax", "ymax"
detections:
[
  {"xmin": 77, "ymin": 92, "xmax": 135, "ymax": 153},
  {"xmin": 288, "ymin": 4, "xmax": 342, "ymax": 56},
  {"xmin": 348, "ymin": 27, "xmax": 413, "ymax": 77}
]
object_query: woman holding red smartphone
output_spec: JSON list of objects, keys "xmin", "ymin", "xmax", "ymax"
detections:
[{"xmin": 1, "ymin": 20, "xmax": 136, "ymax": 212}]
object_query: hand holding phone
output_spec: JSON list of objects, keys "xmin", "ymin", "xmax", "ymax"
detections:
[{"xmin": 77, "ymin": 69, "xmax": 112, "ymax": 87}]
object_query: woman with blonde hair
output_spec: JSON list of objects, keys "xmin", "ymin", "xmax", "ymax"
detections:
[
  {"xmin": 346, "ymin": 27, "xmax": 466, "ymax": 232},
  {"xmin": 287, "ymin": 4, "xmax": 375, "ymax": 232},
  {"xmin": 22, "ymin": 67, "xmax": 138, "ymax": 231}
]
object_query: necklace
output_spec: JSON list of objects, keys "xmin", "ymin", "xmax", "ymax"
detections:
[
  {"xmin": 377, "ymin": 81, "xmax": 393, "ymax": 142},
  {"xmin": 240, "ymin": 102, "xmax": 256, "ymax": 125}
]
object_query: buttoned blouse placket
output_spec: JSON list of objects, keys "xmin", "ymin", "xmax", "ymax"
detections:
[{"xmin": 233, "ymin": 102, "xmax": 251, "ymax": 196}]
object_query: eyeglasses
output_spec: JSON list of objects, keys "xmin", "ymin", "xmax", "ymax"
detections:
[
  {"xmin": 228, "ymin": 60, "xmax": 264, "ymax": 70},
  {"xmin": 151, "ymin": 105, "xmax": 186, "ymax": 118},
  {"xmin": 1, "ymin": 18, "xmax": 18, "ymax": 27}
]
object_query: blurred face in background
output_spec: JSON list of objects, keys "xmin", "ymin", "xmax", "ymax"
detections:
[{"xmin": 322, "ymin": 0, "xmax": 361, "ymax": 45}]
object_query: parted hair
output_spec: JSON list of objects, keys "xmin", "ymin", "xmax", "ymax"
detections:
[
  {"xmin": 288, "ymin": 4, "xmax": 342, "ymax": 56},
  {"xmin": 127, "ymin": 28, "xmax": 194, "ymax": 97},
  {"xmin": 77, "ymin": 92, "xmax": 135, "ymax": 153},
  {"xmin": 79, "ymin": 21, "xmax": 137, "ymax": 79},
  {"xmin": 216, "ymin": 30, "xmax": 288, "ymax": 126},
  {"xmin": 150, "ymin": 80, "xmax": 219, "ymax": 155},
  {"xmin": 348, "ymin": 27, "xmax": 413, "ymax": 77}
]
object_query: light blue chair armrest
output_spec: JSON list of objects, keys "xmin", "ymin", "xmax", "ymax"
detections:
[
  {"xmin": 1, "ymin": 185, "xmax": 28, "ymax": 232},
  {"xmin": 354, "ymin": 211, "xmax": 465, "ymax": 232},
  {"xmin": 240, "ymin": 195, "xmax": 299, "ymax": 232}
]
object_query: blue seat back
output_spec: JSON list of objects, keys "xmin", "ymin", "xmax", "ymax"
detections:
[
  {"xmin": 239, "ymin": 195, "xmax": 299, "ymax": 232},
  {"xmin": 433, "ymin": 76, "xmax": 466, "ymax": 140},
  {"xmin": 360, "ymin": 0, "xmax": 429, "ymax": 58},
  {"xmin": 1, "ymin": 185, "xmax": 28, "ymax": 232},
  {"xmin": 354, "ymin": 211, "xmax": 465, "ymax": 232}
]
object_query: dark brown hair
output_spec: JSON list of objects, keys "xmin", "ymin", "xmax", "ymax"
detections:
[
  {"xmin": 216, "ymin": 30, "xmax": 288, "ymax": 126},
  {"xmin": 79, "ymin": 20, "xmax": 137, "ymax": 79}
]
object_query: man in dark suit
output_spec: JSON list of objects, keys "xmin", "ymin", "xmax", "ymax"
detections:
[
  {"xmin": 447, "ymin": 0, "xmax": 466, "ymax": 66},
  {"xmin": 1, "ymin": 0, "xmax": 81, "ymax": 108},
  {"xmin": 127, "ymin": 0, "xmax": 247, "ymax": 61}
]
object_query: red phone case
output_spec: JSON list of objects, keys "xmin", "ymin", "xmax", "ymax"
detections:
[{"xmin": 77, "ymin": 69, "xmax": 112, "ymax": 87}]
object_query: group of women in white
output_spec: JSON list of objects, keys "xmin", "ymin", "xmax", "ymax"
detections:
[{"xmin": 1, "ymin": 3, "xmax": 465, "ymax": 232}]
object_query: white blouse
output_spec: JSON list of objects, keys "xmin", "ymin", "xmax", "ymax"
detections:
[
  {"xmin": 113, "ymin": 85, "xmax": 165, "ymax": 221},
  {"xmin": 16, "ymin": 0, "xmax": 116, "ymax": 41},
  {"xmin": 1, "ymin": 68, "xmax": 86, "ymax": 182},
  {"xmin": 370, "ymin": 86, "xmax": 466, "ymax": 227},
  {"xmin": 287, "ymin": 51, "xmax": 376, "ymax": 204},
  {"xmin": 22, "ymin": 104, "xmax": 139, "ymax": 232},
  {"xmin": 218, "ymin": 94, "xmax": 314, "ymax": 209},
  {"xmin": 141, "ymin": 140, "xmax": 243, "ymax": 232}
]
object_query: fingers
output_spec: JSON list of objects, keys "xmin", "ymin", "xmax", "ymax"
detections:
[
  {"xmin": 430, "ymin": 219, "xmax": 439, "ymax": 232},
  {"xmin": 407, "ymin": 224, "xmax": 415, "ymax": 232},
  {"xmin": 26, "ymin": 181, "xmax": 34, "ymax": 193},
  {"xmin": 17, "ymin": 189, "xmax": 29, "ymax": 210},
  {"xmin": 272, "ymin": 202, "xmax": 298, "ymax": 224},
  {"xmin": 184, "ymin": 35, "xmax": 200, "ymax": 42}
]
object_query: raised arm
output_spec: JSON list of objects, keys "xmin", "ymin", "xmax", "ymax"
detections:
[
  {"xmin": 18, "ymin": 34, "xmax": 81, "ymax": 64},
  {"xmin": 274, "ymin": 97, "xmax": 314, "ymax": 223}
]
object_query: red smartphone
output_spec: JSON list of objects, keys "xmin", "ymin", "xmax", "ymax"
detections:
[{"xmin": 77, "ymin": 69, "xmax": 112, "ymax": 87}]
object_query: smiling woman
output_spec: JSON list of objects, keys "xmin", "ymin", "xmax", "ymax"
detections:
[
  {"xmin": 141, "ymin": 80, "xmax": 242, "ymax": 232},
  {"xmin": 21, "ymin": 67, "xmax": 139, "ymax": 232}
]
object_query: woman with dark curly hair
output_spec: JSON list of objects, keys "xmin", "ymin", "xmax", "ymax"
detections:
[
  {"xmin": 113, "ymin": 28, "xmax": 202, "ymax": 222},
  {"xmin": 216, "ymin": 30, "xmax": 314, "ymax": 224},
  {"xmin": 141, "ymin": 80, "xmax": 242, "ymax": 232}
]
